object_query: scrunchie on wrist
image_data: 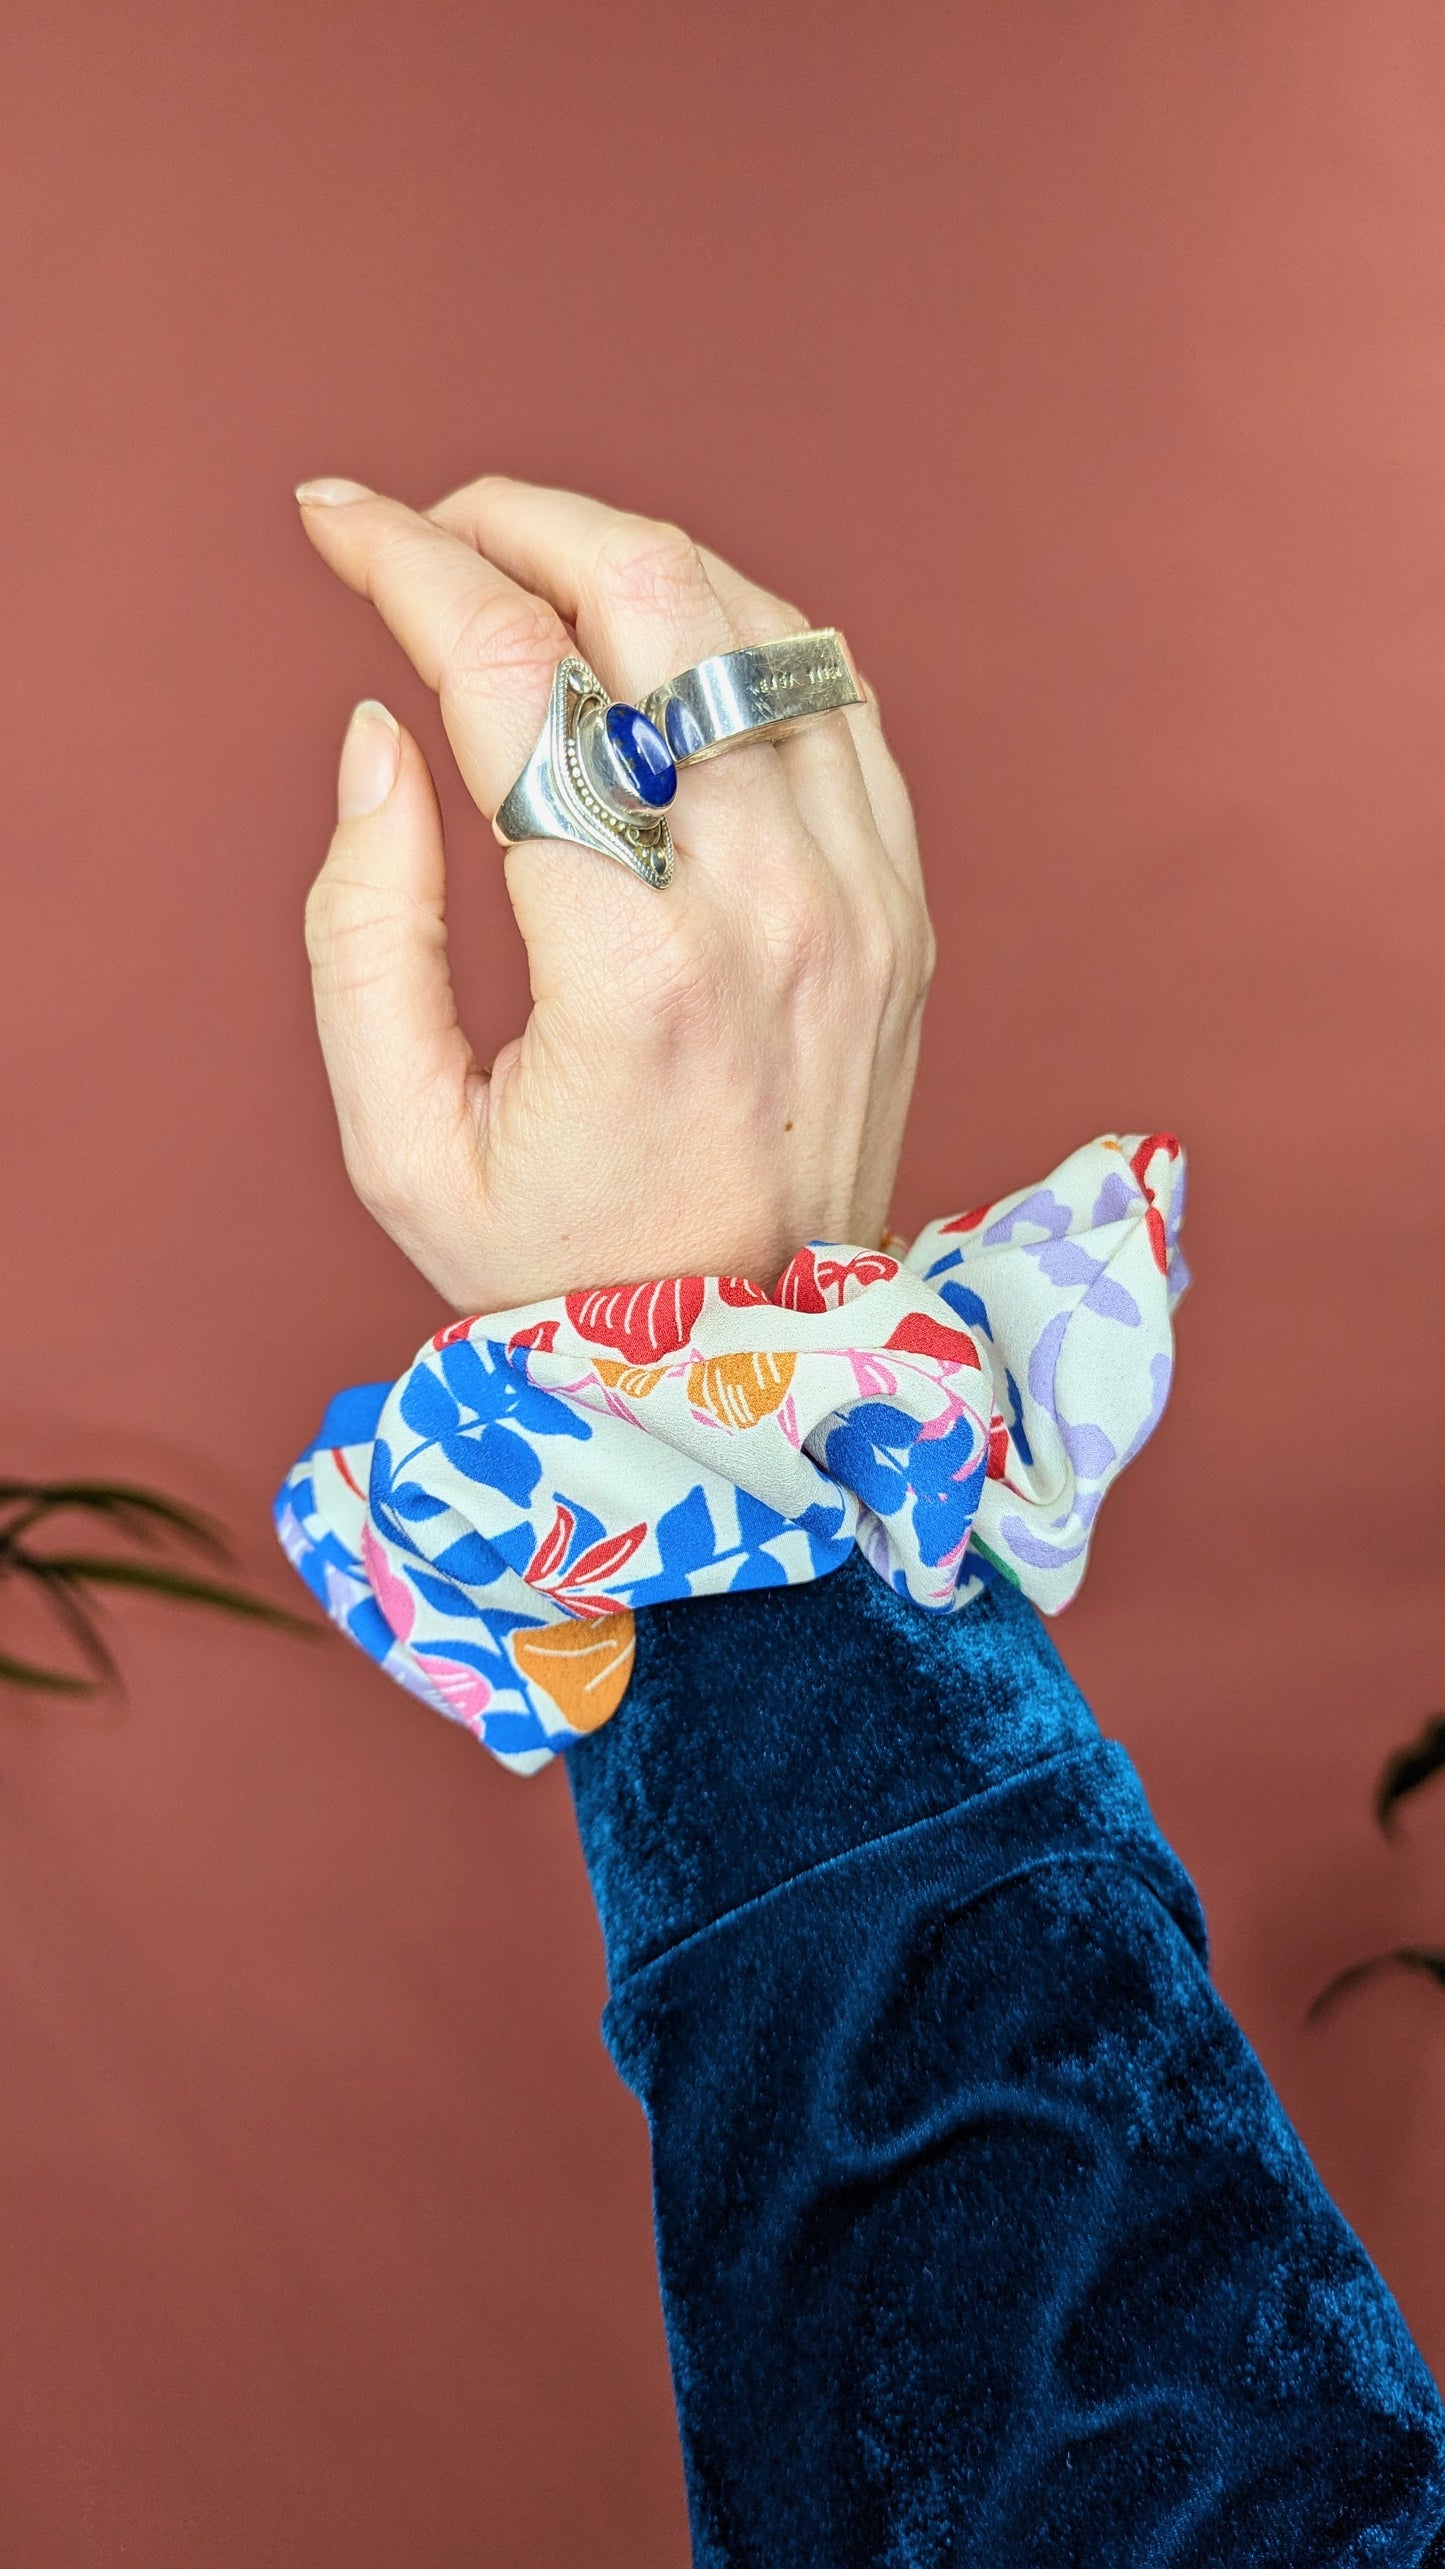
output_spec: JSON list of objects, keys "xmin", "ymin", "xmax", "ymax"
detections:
[{"xmin": 275, "ymin": 1133, "xmax": 1186, "ymax": 1773}]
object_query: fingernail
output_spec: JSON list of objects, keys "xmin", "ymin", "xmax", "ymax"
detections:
[
  {"xmin": 337, "ymin": 700, "xmax": 400, "ymax": 819},
  {"xmin": 295, "ymin": 477, "xmax": 374, "ymax": 506}
]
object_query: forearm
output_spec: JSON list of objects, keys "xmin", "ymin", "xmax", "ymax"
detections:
[{"xmin": 569, "ymin": 1560, "xmax": 1445, "ymax": 2569}]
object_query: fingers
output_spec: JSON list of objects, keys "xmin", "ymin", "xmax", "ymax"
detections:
[
  {"xmin": 295, "ymin": 480, "xmax": 568, "ymax": 820},
  {"xmin": 693, "ymin": 541, "xmax": 809, "ymax": 645},
  {"xmin": 697, "ymin": 538, "xmax": 921, "ymax": 892},
  {"xmin": 304, "ymin": 700, "xmax": 488, "ymax": 1264},
  {"xmin": 426, "ymin": 475, "xmax": 740, "ymax": 703},
  {"xmin": 840, "ymin": 675, "xmax": 924, "ymax": 891},
  {"xmin": 690, "ymin": 536, "xmax": 921, "ymax": 895},
  {"xmin": 424, "ymin": 475, "xmax": 832, "ymax": 919},
  {"xmin": 428, "ymin": 481, "xmax": 921, "ymax": 890},
  {"xmin": 297, "ymin": 474, "xmax": 924, "ymax": 947},
  {"xmin": 427, "ymin": 477, "xmax": 896, "ymax": 890}
]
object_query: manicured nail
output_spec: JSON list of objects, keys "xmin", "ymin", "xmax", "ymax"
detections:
[
  {"xmin": 337, "ymin": 700, "xmax": 400, "ymax": 819},
  {"xmin": 295, "ymin": 477, "xmax": 374, "ymax": 506}
]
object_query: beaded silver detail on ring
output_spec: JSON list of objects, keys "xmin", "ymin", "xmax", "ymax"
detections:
[{"xmin": 493, "ymin": 656, "xmax": 676, "ymax": 889}]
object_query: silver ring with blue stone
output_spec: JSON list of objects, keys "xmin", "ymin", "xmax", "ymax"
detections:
[
  {"xmin": 492, "ymin": 655, "xmax": 678, "ymax": 889},
  {"xmin": 639, "ymin": 629, "xmax": 863, "ymax": 767}
]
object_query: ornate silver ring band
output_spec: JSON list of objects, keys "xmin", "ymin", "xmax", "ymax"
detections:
[
  {"xmin": 492, "ymin": 629, "xmax": 862, "ymax": 890},
  {"xmin": 492, "ymin": 656, "xmax": 677, "ymax": 889}
]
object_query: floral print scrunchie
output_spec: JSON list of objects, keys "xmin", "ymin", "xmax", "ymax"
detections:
[{"xmin": 275, "ymin": 1133, "xmax": 1187, "ymax": 1775}]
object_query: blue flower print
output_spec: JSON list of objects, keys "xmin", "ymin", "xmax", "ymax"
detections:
[
  {"xmin": 388, "ymin": 1335, "xmax": 592, "ymax": 1522},
  {"xmin": 623, "ymin": 1481, "xmax": 850, "ymax": 1608},
  {"xmin": 824, "ymin": 1402, "xmax": 986, "ymax": 1570}
]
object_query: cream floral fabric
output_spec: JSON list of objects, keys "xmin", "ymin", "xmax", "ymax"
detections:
[{"xmin": 276, "ymin": 1135, "xmax": 1187, "ymax": 1774}]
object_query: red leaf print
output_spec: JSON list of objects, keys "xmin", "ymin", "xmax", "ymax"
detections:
[
  {"xmin": 939, "ymin": 1203, "xmax": 992, "ymax": 1235},
  {"xmin": 1128, "ymin": 1132, "xmax": 1181, "ymax": 1192},
  {"xmin": 776, "ymin": 1248, "xmax": 898, "ymax": 1312},
  {"xmin": 717, "ymin": 1274, "xmax": 770, "ymax": 1309},
  {"xmin": 528, "ymin": 1502, "xmax": 575, "ymax": 1586},
  {"xmin": 509, "ymin": 1319, "xmax": 559, "ymax": 1358},
  {"xmin": 885, "ymin": 1312, "xmax": 982, "ymax": 1368},
  {"xmin": 774, "ymin": 1247, "xmax": 825, "ymax": 1311},
  {"xmin": 1127, "ymin": 1135, "xmax": 1180, "ymax": 1275},
  {"xmin": 431, "ymin": 1316, "xmax": 478, "ymax": 1350},
  {"xmin": 566, "ymin": 1278, "xmax": 705, "ymax": 1362},
  {"xmin": 560, "ymin": 1522, "xmax": 649, "ymax": 1590},
  {"xmin": 986, "ymin": 1413, "xmax": 1011, "ymax": 1478}
]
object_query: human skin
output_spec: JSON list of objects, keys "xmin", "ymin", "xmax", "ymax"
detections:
[{"xmin": 296, "ymin": 474, "xmax": 935, "ymax": 1311}]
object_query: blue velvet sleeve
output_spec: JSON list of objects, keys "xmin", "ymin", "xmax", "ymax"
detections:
[{"xmin": 565, "ymin": 1555, "xmax": 1445, "ymax": 2567}]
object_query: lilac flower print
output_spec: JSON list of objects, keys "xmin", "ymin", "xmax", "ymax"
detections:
[
  {"xmin": 1032, "ymin": 1239, "xmax": 1106, "ymax": 1289},
  {"xmin": 983, "ymin": 1187, "xmax": 1073, "ymax": 1247},
  {"xmin": 1089, "ymin": 1170, "xmax": 1136, "ymax": 1228},
  {"xmin": 1081, "ymin": 1270, "xmax": 1142, "ymax": 1326},
  {"xmin": 1059, "ymin": 1419, "xmax": 1117, "ymax": 1481},
  {"xmin": 1028, "ymin": 1309, "xmax": 1070, "ymax": 1424}
]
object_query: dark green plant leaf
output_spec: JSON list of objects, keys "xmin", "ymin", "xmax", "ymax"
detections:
[
  {"xmin": 0, "ymin": 1481, "xmax": 231, "ymax": 1559},
  {"xmin": 14, "ymin": 1553, "xmax": 317, "ymax": 1633},
  {"xmin": 17, "ymin": 1559, "xmax": 121, "ymax": 1682},
  {"xmin": 1308, "ymin": 1946, "xmax": 1445, "ymax": 2024},
  {"xmin": 0, "ymin": 1476, "xmax": 320, "ymax": 1698},
  {"xmin": 1375, "ymin": 1715, "xmax": 1445, "ymax": 1835},
  {"xmin": 0, "ymin": 1646, "xmax": 97, "ymax": 1695}
]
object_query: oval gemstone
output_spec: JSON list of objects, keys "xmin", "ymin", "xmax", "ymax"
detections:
[{"xmin": 605, "ymin": 704, "xmax": 676, "ymax": 807}]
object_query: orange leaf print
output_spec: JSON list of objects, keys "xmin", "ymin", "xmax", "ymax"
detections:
[
  {"xmin": 686, "ymin": 1349, "xmax": 796, "ymax": 1430},
  {"xmin": 592, "ymin": 1357, "xmax": 667, "ymax": 1400},
  {"xmin": 511, "ymin": 1612, "xmax": 636, "ymax": 1734}
]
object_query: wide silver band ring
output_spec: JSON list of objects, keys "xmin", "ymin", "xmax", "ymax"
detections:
[
  {"xmin": 492, "ymin": 656, "xmax": 675, "ymax": 889},
  {"xmin": 640, "ymin": 628, "xmax": 862, "ymax": 765},
  {"xmin": 492, "ymin": 630, "xmax": 863, "ymax": 892}
]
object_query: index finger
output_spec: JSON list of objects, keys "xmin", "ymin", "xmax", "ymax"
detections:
[{"xmin": 295, "ymin": 480, "xmax": 568, "ymax": 818}]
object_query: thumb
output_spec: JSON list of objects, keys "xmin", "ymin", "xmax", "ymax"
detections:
[{"xmin": 305, "ymin": 700, "xmax": 485, "ymax": 1229}]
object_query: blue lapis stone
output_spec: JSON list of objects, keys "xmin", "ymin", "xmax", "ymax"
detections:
[
  {"xmin": 605, "ymin": 704, "xmax": 676, "ymax": 807},
  {"xmin": 664, "ymin": 695, "xmax": 707, "ymax": 760}
]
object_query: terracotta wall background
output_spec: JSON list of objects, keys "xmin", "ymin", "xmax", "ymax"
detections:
[{"xmin": 3, "ymin": 4, "xmax": 1444, "ymax": 2560}]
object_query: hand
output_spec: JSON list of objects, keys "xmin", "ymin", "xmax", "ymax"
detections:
[{"xmin": 297, "ymin": 474, "xmax": 935, "ymax": 1312}]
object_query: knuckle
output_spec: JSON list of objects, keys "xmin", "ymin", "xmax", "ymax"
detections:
[
  {"xmin": 765, "ymin": 595, "xmax": 811, "ymax": 638},
  {"xmin": 916, "ymin": 910, "xmax": 939, "ymax": 993},
  {"xmin": 303, "ymin": 869, "xmax": 348, "ymax": 962},
  {"xmin": 893, "ymin": 882, "xmax": 937, "ymax": 1000},
  {"xmin": 304, "ymin": 863, "xmax": 369, "ymax": 953},
  {"xmin": 439, "ymin": 587, "xmax": 564, "ymax": 694},
  {"xmin": 845, "ymin": 883, "xmax": 934, "ymax": 1020},
  {"xmin": 428, "ymin": 470, "xmax": 508, "ymax": 524},
  {"xmin": 756, "ymin": 881, "xmax": 840, "ymax": 999},
  {"xmin": 863, "ymin": 908, "xmax": 900, "ymax": 992},
  {"xmin": 594, "ymin": 516, "xmax": 710, "ymax": 615},
  {"xmin": 850, "ymin": 900, "xmax": 905, "ymax": 1014},
  {"xmin": 644, "ymin": 954, "xmax": 720, "ymax": 1045},
  {"xmin": 304, "ymin": 867, "xmax": 412, "ymax": 987}
]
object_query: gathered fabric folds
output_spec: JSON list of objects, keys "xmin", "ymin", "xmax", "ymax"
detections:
[{"xmin": 275, "ymin": 1133, "xmax": 1187, "ymax": 1770}]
